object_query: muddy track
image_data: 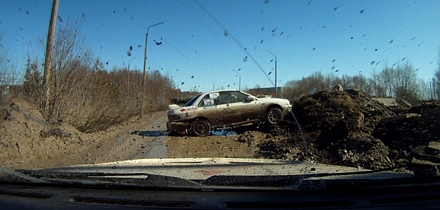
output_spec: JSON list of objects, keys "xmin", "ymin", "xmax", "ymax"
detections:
[
  {"xmin": 81, "ymin": 112, "xmax": 169, "ymax": 164},
  {"xmin": 81, "ymin": 111, "xmax": 255, "ymax": 165}
]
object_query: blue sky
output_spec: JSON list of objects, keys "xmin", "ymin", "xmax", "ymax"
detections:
[{"xmin": 1, "ymin": 0, "xmax": 440, "ymax": 92}]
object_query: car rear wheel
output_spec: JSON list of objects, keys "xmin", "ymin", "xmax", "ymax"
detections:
[
  {"xmin": 190, "ymin": 119, "xmax": 211, "ymax": 137},
  {"xmin": 266, "ymin": 107, "xmax": 283, "ymax": 125}
]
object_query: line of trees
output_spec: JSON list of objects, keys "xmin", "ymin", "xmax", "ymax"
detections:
[
  {"xmin": 1, "ymin": 18, "xmax": 181, "ymax": 133},
  {"xmin": 0, "ymin": 33, "xmax": 21, "ymax": 99},
  {"xmin": 22, "ymin": 55, "xmax": 177, "ymax": 132},
  {"xmin": 434, "ymin": 48, "xmax": 440, "ymax": 100},
  {"xmin": 282, "ymin": 61, "xmax": 437, "ymax": 105}
]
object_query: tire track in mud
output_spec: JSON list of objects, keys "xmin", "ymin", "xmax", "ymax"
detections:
[
  {"xmin": 83, "ymin": 111, "xmax": 255, "ymax": 165},
  {"xmin": 86, "ymin": 112, "xmax": 169, "ymax": 164}
]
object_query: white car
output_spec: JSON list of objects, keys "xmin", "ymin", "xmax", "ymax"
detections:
[{"xmin": 166, "ymin": 89, "xmax": 292, "ymax": 136}]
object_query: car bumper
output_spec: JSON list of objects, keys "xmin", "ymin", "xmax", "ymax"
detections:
[
  {"xmin": 166, "ymin": 121, "xmax": 190, "ymax": 135},
  {"xmin": 283, "ymin": 106, "xmax": 292, "ymax": 116}
]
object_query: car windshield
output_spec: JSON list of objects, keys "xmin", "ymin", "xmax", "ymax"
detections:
[
  {"xmin": 184, "ymin": 93, "xmax": 201, "ymax": 107},
  {"xmin": 1, "ymin": 0, "xmax": 440, "ymax": 191}
]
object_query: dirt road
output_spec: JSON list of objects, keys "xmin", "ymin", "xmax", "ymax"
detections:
[
  {"xmin": 1, "ymin": 98, "xmax": 257, "ymax": 170},
  {"xmin": 80, "ymin": 112, "xmax": 255, "ymax": 166}
]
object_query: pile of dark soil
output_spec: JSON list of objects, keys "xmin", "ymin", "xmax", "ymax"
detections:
[{"xmin": 241, "ymin": 89, "xmax": 440, "ymax": 170}]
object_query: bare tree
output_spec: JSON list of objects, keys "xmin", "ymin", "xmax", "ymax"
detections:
[
  {"xmin": 417, "ymin": 79, "xmax": 431, "ymax": 101},
  {"xmin": 283, "ymin": 72, "xmax": 342, "ymax": 100},
  {"xmin": 378, "ymin": 62, "xmax": 420, "ymax": 103},
  {"xmin": 283, "ymin": 66, "xmax": 422, "ymax": 103},
  {"xmin": 434, "ymin": 47, "xmax": 440, "ymax": 100},
  {"xmin": 38, "ymin": 14, "xmax": 91, "ymax": 122},
  {"xmin": 348, "ymin": 74, "xmax": 370, "ymax": 93},
  {"xmin": 23, "ymin": 56, "xmax": 42, "ymax": 104},
  {"xmin": 0, "ymin": 52, "xmax": 21, "ymax": 98}
]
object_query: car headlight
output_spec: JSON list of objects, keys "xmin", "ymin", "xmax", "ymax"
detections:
[{"xmin": 169, "ymin": 115, "xmax": 180, "ymax": 120}]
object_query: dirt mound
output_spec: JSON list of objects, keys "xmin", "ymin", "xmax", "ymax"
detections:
[
  {"xmin": 290, "ymin": 89, "xmax": 395, "ymax": 135},
  {"xmin": 408, "ymin": 101, "xmax": 440, "ymax": 114},
  {"xmin": 0, "ymin": 98, "xmax": 184, "ymax": 170},
  {"xmin": 0, "ymin": 99, "xmax": 97, "ymax": 169},
  {"xmin": 246, "ymin": 89, "xmax": 430, "ymax": 170},
  {"xmin": 373, "ymin": 109, "xmax": 440, "ymax": 167}
]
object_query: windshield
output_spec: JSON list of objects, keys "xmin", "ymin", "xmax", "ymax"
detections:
[
  {"xmin": 1, "ymin": 0, "xmax": 440, "ymax": 190},
  {"xmin": 184, "ymin": 93, "xmax": 201, "ymax": 107}
]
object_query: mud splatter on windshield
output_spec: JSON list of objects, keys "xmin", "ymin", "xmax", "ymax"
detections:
[{"xmin": 1, "ymin": 0, "xmax": 440, "ymax": 182}]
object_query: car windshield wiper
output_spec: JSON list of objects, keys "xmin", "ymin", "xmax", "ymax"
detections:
[
  {"xmin": 0, "ymin": 167, "xmax": 48, "ymax": 184},
  {"xmin": 9, "ymin": 167, "xmax": 429, "ymax": 191},
  {"xmin": 202, "ymin": 168, "xmax": 423, "ymax": 190},
  {"xmin": 13, "ymin": 169, "xmax": 202, "ymax": 189}
]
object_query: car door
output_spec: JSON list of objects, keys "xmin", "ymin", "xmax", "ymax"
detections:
[
  {"xmin": 220, "ymin": 91, "xmax": 261, "ymax": 125},
  {"xmin": 195, "ymin": 92, "xmax": 224, "ymax": 127}
]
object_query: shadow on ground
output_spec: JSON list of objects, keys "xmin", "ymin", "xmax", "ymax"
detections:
[
  {"xmin": 130, "ymin": 130, "xmax": 240, "ymax": 137},
  {"xmin": 130, "ymin": 130, "xmax": 169, "ymax": 137}
]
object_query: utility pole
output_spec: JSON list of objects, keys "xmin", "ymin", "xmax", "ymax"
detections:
[{"xmin": 43, "ymin": 0, "xmax": 59, "ymax": 119}]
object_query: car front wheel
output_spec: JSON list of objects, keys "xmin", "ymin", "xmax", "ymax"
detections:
[
  {"xmin": 266, "ymin": 107, "xmax": 283, "ymax": 125},
  {"xmin": 190, "ymin": 119, "xmax": 211, "ymax": 137}
]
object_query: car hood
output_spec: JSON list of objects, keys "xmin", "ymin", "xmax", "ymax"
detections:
[
  {"xmin": 2, "ymin": 158, "xmax": 418, "ymax": 191},
  {"xmin": 27, "ymin": 158, "xmax": 369, "ymax": 180},
  {"xmin": 168, "ymin": 104, "xmax": 181, "ymax": 110},
  {"xmin": 256, "ymin": 97, "xmax": 290, "ymax": 104}
]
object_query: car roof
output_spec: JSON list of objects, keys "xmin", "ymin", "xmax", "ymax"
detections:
[{"xmin": 202, "ymin": 89, "xmax": 239, "ymax": 95}]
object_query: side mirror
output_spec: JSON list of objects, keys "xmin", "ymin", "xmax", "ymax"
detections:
[{"xmin": 246, "ymin": 96, "xmax": 255, "ymax": 101}]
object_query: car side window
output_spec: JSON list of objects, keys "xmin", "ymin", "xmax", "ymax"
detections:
[
  {"xmin": 219, "ymin": 92, "xmax": 232, "ymax": 104},
  {"xmin": 199, "ymin": 93, "xmax": 220, "ymax": 107},
  {"xmin": 219, "ymin": 91, "xmax": 247, "ymax": 104},
  {"xmin": 230, "ymin": 92, "xmax": 248, "ymax": 103}
]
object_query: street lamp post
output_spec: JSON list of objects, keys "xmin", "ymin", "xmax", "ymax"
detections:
[
  {"xmin": 267, "ymin": 50, "xmax": 278, "ymax": 97},
  {"xmin": 209, "ymin": 78, "xmax": 215, "ymax": 91},
  {"xmin": 142, "ymin": 22, "xmax": 164, "ymax": 86},
  {"xmin": 127, "ymin": 57, "xmax": 136, "ymax": 94},
  {"xmin": 235, "ymin": 71, "xmax": 241, "ymax": 91}
]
